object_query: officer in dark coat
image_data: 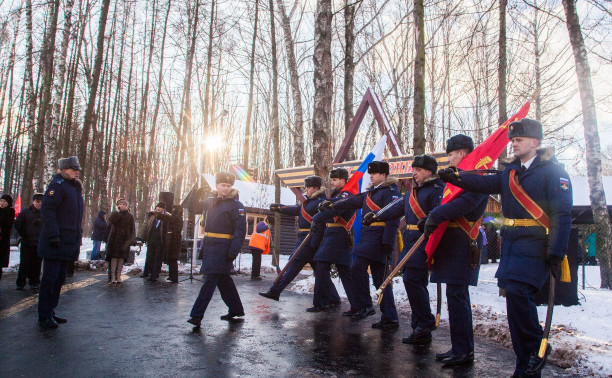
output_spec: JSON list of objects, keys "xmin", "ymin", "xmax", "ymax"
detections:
[
  {"xmin": 159, "ymin": 205, "xmax": 184, "ymax": 283},
  {"xmin": 187, "ymin": 172, "xmax": 247, "ymax": 327},
  {"xmin": 37, "ymin": 156, "xmax": 84, "ymax": 328},
  {"xmin": 141, "ymin": 202, "xmax": 167, "ymax": 282},
  {"xmin": 14, "ymin": 193, "xmax": 44, "ymax": 289},
  {"xmin": 438, "ymin": 119, "xmax": 573, "ymax": 376},
  {"xmin": 259, "ymin": 176, "xmax": 327, "ymax": 306},
  {"xmin": 310, "ymin": 168, "xmax": 357, "ymax": 313},
  {"xmin": 363, "ymin": 155, "xmax": 443, "ymax": 343},
  {"xmin": 423, "ymin": 135, "xmax": 489, "ymax": 366},
  {"xmin": 324, "ymin": 161, "xmax": 401, "ymax": 329}
]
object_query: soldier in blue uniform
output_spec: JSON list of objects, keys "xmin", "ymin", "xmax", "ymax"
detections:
[
  {"xmin": 309, "ymin": 168, "xmax": 357, "ymax": 313},
  {"xmin": 422, "ymin": 135, "xmax": 489, "ymax": 366},
  {"xmin": 322, "ymin": 161, "xmax": 401, "ymax": 329},
  {"xmin": 259, "ymin": 176, "xmax": 327, "ymax": 306},
  {"xmin": 438, "ymin": 119, "xmax": 573, "ymax": 377},
  {"xmin": 186, "ymin": 172, "xmax": 247, "ymax": 328},
  {"xmin": 362, "ymin": 155, "xmax": 443, "ymax": 343},
  {"xmin": 37, "ymin": 156, "xmax": 84, "ymax": 329}
]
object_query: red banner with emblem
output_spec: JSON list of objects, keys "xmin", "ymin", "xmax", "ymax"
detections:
[{"xmin": 425, "ymin": 100, "xmax": 531, "ymax": 261}]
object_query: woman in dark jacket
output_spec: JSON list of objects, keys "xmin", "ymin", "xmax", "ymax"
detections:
[
  {"xmin": 159, "ymin": 205, "xmax": 183, "ymax": 283},
  {"xmin": 105, "ymin": 199, "xmax": 135, "ymax": 285},
  {"xmin": 0, "ymin": 194, "xmax": 16, "ymax": 281},
  {"xmin": 91, "ymin": 211, "xmax": 107, "ymax": 260}
]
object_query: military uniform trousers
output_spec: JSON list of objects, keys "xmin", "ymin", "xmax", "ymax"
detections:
[
  {"xmin": 16, "ymin": 245, "xmax": 42, "ymax": 288},
  {"xmin": 268, "ymin": 258, "xmax": 317, "ymax": 298},
  {"xmin": 403, "ymin": 266, "xmax": 435, "ymax": 330},
  {"xmin": 38, "ymin": 258, "xmax": 68, "ymax": 321},
  {"xmin": 351, "ymin": 255, "xmax": 398, "ymax": 321},
  {"xmin": 190, "ymin": 274, "xmax": 244, "ymax": 318},
  {"xmin": 505, "ymin": 279, "xmax": 544, "ymax": 377},
  {"xmin": 313, "ymin": 262, "xmax": 355, "ymax": 308},
  {"xmin": 446, "ymin": 284, "xmax": 474, "ymax": 356}
]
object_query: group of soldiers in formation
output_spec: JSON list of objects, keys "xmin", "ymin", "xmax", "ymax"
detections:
[{"xmin": 185, "ymin": 118, "xmax": 573, "ymax": 378}]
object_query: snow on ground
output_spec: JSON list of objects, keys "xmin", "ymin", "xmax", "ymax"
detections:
[{"xmin": 5, "ymin": 240, "xmax": 611, "ymax": 376}]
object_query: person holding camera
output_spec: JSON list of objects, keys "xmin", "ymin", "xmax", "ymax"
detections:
[{"xmin": 141, "ymin": 202, "xmax": 167, "ymax": 282}]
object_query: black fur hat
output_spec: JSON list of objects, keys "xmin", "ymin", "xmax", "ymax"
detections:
[
  {"xmin": 304, "ymin": 175, "xmax": 322, "ymax": 188},
  {"xmin": 508, "ymin": 118, "xmax": 543, "ymax": 140},
  {"xmin": 412, "ymin": 154, "xmax": 438, "ymax": 174},
  {"xmin": 215, "ymin": 171, "xmax": 236, "ymax": 185},
  {"xmin": 367, "ymin": 161, "xmax": 390, "ymax": 175},
  {"xmin": 446, "ymin": 134, "xmax": 474, "ymax": 154},
  {"xmin": 329, "ymin": 168, "xmax": 349, "ymax": 180},
  {"xmin": 1, "ymin": 194, "xmax": 13, "ymax": 207}
]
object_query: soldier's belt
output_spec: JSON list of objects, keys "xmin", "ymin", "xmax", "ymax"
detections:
[
  {"xmin": 299, "ymin": 228, "xmax": 311, "ymax": 232},
  {"xmin": 325, "ymin": 223, "xmax": 343, "ymax": 227},
  {"xmin": 447, "ymin": 221, "xmax": 476, "ymax": 228},
  {"xmin": 406, "ymin": 225, "xmax": 420, "ymax": 231},
  {"xmin": 203, "ymin": 232, "xmax": 233, "ymax": 239},
  {"xmin": 503, "ymin": 218, "xmax": 543, "ymax": 227},
  {"xmin": 365, "ymin": 222, "xmax": 386, "ymax": 227}
]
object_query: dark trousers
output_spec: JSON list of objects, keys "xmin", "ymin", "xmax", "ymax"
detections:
[
  {"xmin": 269, "ymin": 259, "xmax": 316, "ymax": 297},
  {"xmin": 250, "ymin": 248, "xmax": 262, "ymax": 277},
  {"xmin": 148, "ymin": 243, "xmax": 164, "ymax": 278},
  {"xmin": 16, "ymin": 245, "xmax": 42, "ymax": 287},
  {"xmin": 505, "ymin": 279, "xmax": 544, "ymax": 376},
  {"xmin": 351, "ymin": 255, "xmax": 398, "ymax": 321},
  {"xmin": 167, "ymin": 259, "xmax": 178, "ymax": 282},
  {"xmin": 446, "ymin": 284, "xmax": 474, "ymax": 356},
  {"xmin": 190, "ymin": 274, "xmax": 244, "ymax": 317},
  {"xmin": 66, "ymin": 261, "xmax": 74, "ymax": 276},
  {"xmin": 403, "ymin": 267, "xmax": 434, "ymax": 330},
  {"xmin": 38, "ymin": 259, "xmax": 68, "ymax": 321},
  {"xmin": 314, "ymin": 261, "xmax": 355, "ymax": 308}
]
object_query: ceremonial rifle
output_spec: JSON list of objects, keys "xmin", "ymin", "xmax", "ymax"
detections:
[
  {"xmin": 273, "ymin": 231, "xmax": 313, "ymax": 285},
  {"xmin": 436, "ymin": 283, "xmax": 442, "ymax": 327},
  {"xmin": 526, "ymin": 269, "xmax": 555, "ymax": 374}
]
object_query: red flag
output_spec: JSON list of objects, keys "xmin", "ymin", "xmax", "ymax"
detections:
[
  {"xmin": 14, "ymin": 195, "xmax": 22, "ymax": 218},
  {"xmin": 425, "ymin": 100, "xmax": 531, "ymax": 261}
]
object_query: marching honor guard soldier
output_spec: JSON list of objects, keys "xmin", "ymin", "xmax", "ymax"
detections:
[
  {"xmin": 259, "ymin": 176, "xmax": 326, "ymax": 305},
  {"xmin": 438, "ymin": 119, "xmax": 573, "ymax": 377},
  {"xmin": 309, "ymin": 168, "xmax": 357, "ymax": 313},
  {"xmin": 37, "ymin": 156, "xmax": 84, "ymax": 328},
  {"xmin": 322, "ymin": 161, "xmax": 401, "ymax": 328},
  {"xmin": 186, "ymin": 172, "xmax": 247, "ymax": 327},
  {"xmin": 422, "ymin": 135, "xmax": 489, "ymax": 366},
  {"xmin": 362, "ymin": 155, "xmax": 443, "ymax": 343}
]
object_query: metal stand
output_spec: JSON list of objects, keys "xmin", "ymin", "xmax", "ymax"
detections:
[{"xmin": 180, "ymin": 214, "xmax": 204, "ymax": 283}]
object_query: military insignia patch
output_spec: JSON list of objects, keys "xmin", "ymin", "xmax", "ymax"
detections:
[
  {"xmin": 559, "ymin": 178, "xmax": 570, "ymax": 191},
  {"xmin": 238, "ymin": 208, "xmax": 245, "ymax": 216},
  {"xmin": 48, "ymin": 190, "xmax": 55, "ymax": 196},
  {"xmin": 392, "ymin": 195, "xmax": 399, "ymax": 201},
  {"xmin": 341, "ymin": 192, "xmax": 349, "ymax": 198}
]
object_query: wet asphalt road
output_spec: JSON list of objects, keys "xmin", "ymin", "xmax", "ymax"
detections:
[{"xmin": 0, "ymin": 270, "xmax": 565, "ymax": 377}]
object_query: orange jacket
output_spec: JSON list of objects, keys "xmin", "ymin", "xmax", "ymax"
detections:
[{"xmin": 249, "ymin": 227, "xmax": 271, "ymax": 255}]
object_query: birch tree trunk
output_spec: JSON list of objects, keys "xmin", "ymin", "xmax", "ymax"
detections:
[
  {"xmin": 343, "ymin": 0, "xmax": 355, "ymax": 160},
  {"xmin": 269, "ymin": 0, "xmax": 282, "ymax": 262},
  {"xmin": 243, "ymin": 0, "xmax": 258, "ymax": 169},
  {"xmin": 497, "ymin": 0, "xmax": 508, "ymax": 164},
  {"xmin": 412, "ymin": 0, "xmax": 425, "ymax": 155}
]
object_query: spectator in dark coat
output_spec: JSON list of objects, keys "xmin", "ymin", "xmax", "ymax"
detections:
[
  {"xmin": 159, "ymin": 205, "xmax": 183, "ymax": 283},
  {"xmin": 91, "ymin": 210, "xmax": 107, "ymax": 261},
  {"xmin": 105, "ymin": 199, "xmax": 135, "ymax": 285},
  {"xmin": 0, "ymin": 194, "xmax": 16, "ymax": 281},
  {"xmin": 141, "ymin": 202, "xmax": 167, "ymax": 282},
  {"xmin": 37, "ymin": 156, "xmax": 84, "ymax": 328},
  {"xmin": 14, "ymin": 193, "xmax": 44, "ymax": 289}
]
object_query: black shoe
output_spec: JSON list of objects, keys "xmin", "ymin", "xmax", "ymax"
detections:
[
  {"xmin": 372, "ymin": 319, "xmax": 399, "ymax": 330},
  {"xmin": 140, "ymin": 273, "xmax": 149, "ymax": 278},
  {"xmin": 250, "ymin": 276, "xmax": 263, "ymax": 281},
  {"xmin": 526, "ymin": 344, "xmax": 552, "ymax": 375},
  {"xmin": 220, "ymin": 312, "xmax": 245, "ymax": 320},
  {"xmin": 38, "ymin": 318, "xmax": 59, "ymax": 329},
  {"xmin": 259, "ymin": 291, "xmax": 280, "ymax": 301},
  {"xmin": 31, "ymin": 284, "xmax": 39, "ymax": 290},
  {"xmin": 435, "ymin": 349, "xmax": 453, "ymax": 361},
  {"xmin": 329, "ymin": 300, "xmax": 341, "ymax": 306},
  {"xmin": 306, "ymin": 305, "xmax": 330, "ymax": 313},
  {"xmin": 166, "ymin": 278, "xmax": 178, "ymax": 283},
  {"xmin": 187, "ymin": 316, "xmax": 202, "ymax": 327},
  {"xmin": 442, "ymin": 353, "xmax": 475, "ymax": 367},
  {"xmin": 351, "ymin": 306, "xmax": 376, "ymax": 320},
  {"xmin": 147, "ymin": 276, "xmax": 158, "ymax": 282},
  {"xmin": 342, "ymin": 309, "xmax": 358, "ymax": 317},
  {"xmin": 16, "ymin": 286, "xmax": 25, "ymax": 291},
  {"xmin": 52, "ymin": 315, "xmax": 67, "ymax": 324},
  {"xmin": 402, "ymin": 327, "xmax": 434, "ymax": 344}
]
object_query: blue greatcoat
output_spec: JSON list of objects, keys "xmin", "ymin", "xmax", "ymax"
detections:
[
  {"xmin": 428, "ymin": 175, "xmax": 489, "ymax": 287},
  {"xmin": 38, "ymin": 174, "xmax": 84, "ymax": 262},
  {"xmin": 332, "ymin": 177, "xmax": 401, "ymax": 264},
  {"xmin": 377, "ymin": 177, "xmax": 444, "ymax": 270},
  {"xmin": 188, "ymin": 189, "xmax": 247, "ymax": 275},
  {"xmin": 447, "ymin": 148, "xmax": 573, "ymax": 289},
  {"xmin": 311, "ymin": 189, "xmax": 355, "ymax": 266},
  {"xmin": 277, "ymin": 189, "xmax": 326, "ymax": 262}
]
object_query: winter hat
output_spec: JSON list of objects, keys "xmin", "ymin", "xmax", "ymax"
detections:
[
  {"xmin": 446, "ymin": 134, "xmax": 474, "ymax": 154},
  {"xmin": 33, "ymin": 193, "xmax": 44, "ymax": 201},
  {"xmin": 98, "ymin": 210, "xmax": 107, "ymax": 217},
  {"xmin": 304, "ymin": 175, "xmax": 323, "ymax": 188},
  {"xmin": 508, "ymin": 118, "xmax": 543, "ymax": 140},
  {"xmin": 367, "ymin": 161, "xmax": 390, "ymax": 175},
  {"xmin": 155, "ymin": 202, "xmax": 166, "ymax": 210},
  {"xmin": 329, "ymin": 168, "xmax": 349, "ymax": 181},
  {"xmin": 215, "ymin": 172, "xmax": 236, "ymax": 186},
  {"xmin": 412, "ymin": 154, "xmax": 438, "ymax": 174},
  {"xmin": 58, "ymin": 156, "xmax": 82, "ymax": 170},
  {"xmin": 1, "ymin": 194, "xmax": 13, "ymax": 207}
]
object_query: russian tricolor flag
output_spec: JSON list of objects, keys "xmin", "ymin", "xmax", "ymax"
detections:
[{"xmin": 342, "ymin": 135, "xmax": 387, "ymax": 244}]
